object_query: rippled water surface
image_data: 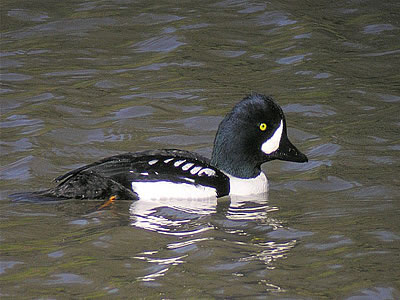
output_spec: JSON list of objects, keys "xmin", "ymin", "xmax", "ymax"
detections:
[{"xmin": 1, "ymin": 0, "xmax": 399, "ymax": 298}]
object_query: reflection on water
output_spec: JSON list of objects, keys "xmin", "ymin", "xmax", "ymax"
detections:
[
  {"xmin": 128, "ymin": 193, "xmax": 297, "ymax": 286},
  {"xmin": 129, "ymin": 193, "xmax": 280, "ymax": 235},
  {"xmin": 130, "ymin": 198, "xmax": 216, "ymax": 235}
]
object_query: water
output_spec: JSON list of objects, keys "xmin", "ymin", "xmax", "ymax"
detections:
[{"xmin": 1, "ymin": 0, "xmax": 399, "ymax": 298}]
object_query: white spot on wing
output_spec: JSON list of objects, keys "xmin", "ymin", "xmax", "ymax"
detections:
[
  {"xmin": 261, "ymin": 120, "xmax": 283, "ymax": 155},
  {"xmin": 190, "ymin": 166, "xmax": 202, "ymax": 175},
  {"xmin": 183, "ymin": 177, "xmax": 195, "ymax": 183},
  {"xmin": 174, "ymin": 160, "xmax": 185, "ymax": 167},
  {"xmin": 182, "ymin": 163, "xmax": 194, "ymax": 171},
  {"xmin": 148, "ymin": 159, "xmax": 158, "ymax": 165},
  {"xmin": 164, "ymin": 158, "xmax": 174, "ymax": 163},
  {"xmin": 140, "ymin": 172, "xmax": 149, "ymax": 176},
  {"xmin": 198, "ymin": 168, "xmax": 216, "ymax": 177}
]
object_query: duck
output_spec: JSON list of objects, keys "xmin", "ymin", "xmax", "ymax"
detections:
[{"xmin": 27, "ymin": 93, "xmax": 308, "ymax": 202}]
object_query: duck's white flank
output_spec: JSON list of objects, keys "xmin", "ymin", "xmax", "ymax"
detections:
[
  {"xmin": 261, "ymin": 120, "xmax": 283, "ymax": 155},
  {"xmin": 131, "ymin": 181, "xmax": 217, "ymax": 200},
  {"xmin": 226, "ymin": 172, "xmax": 268, "ymax": 196}
]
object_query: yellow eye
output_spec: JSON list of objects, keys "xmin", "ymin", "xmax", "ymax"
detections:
[{"xmin": 259, "ymin": 123, "xmax": 267, "ymax": 131}]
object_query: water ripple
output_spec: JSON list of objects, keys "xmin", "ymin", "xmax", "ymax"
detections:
[
  {"xmin": 0, "ymin": 261, "xmax": 24, "ymax": 275},
  {"xmin": 283, "ymin": 103, "xmax": 336, "ymax": 117},
  {"xmin": 8, "ymin": 9, "xmax": 49, "ymax": 22},
  {"xmin": 7, "ymin": 18, "xmax": 116, "ymax": 39},
  {"xmin": 45, "ymin": 273, "xmax": 92, "ymax": 285},
  {"xmin": 132, "ymin": 35, "xmax": 185, "ymax": 53},
  {"xmin": 256, "ymin": 11, "xmax": 297, "ymax": 26},
  {"xmin": 276, "ymin": 54, "xmax": 308, "ymax": 65},
  {"xmin": 1, "ymin": 73, "xmax": 32, "ymax": 81},
  {"xmin": 363, "ymin": 24, "xmax": 396, "ymax": 34},
  {"xmin": 132, "ymin": 13, "xmax": 184, "ymax": 25}
]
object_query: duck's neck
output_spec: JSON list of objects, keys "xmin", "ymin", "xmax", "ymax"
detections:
[{"xmin": 210, "ymin": 146, "xmax": 261, "ymax": 179}]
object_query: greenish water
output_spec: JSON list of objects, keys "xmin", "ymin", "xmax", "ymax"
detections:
[{"xmin": 1, "ymin": 0, "xmax": 399, "ymax": 298}]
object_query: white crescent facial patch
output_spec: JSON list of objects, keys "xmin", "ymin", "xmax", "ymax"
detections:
[{"xmin": 261, "ymin": 120, "xmax": 283, "ymax": 155}]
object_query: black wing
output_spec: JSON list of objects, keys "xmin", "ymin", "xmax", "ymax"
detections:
[{"xmin": 55, "ymin": 149, "xmax": 230, "ymax": 198}]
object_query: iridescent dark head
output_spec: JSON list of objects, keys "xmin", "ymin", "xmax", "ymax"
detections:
[{"xmin": 211, "ymin": 93, "xmax": 308, "ymax": 178}]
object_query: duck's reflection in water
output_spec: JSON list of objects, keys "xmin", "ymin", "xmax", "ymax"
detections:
[
  {"xmin": 129, "ymin": 196, "xmax": 217, "ymax": 235},
  {"xmin": 128, "ymin": 193, "xmax": 296, "ymax": 288},
  {"xmin": 128, "ymin": 193, "xmax": 281, "ymax": 235}
]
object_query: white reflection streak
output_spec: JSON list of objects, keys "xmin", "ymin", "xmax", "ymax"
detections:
[
  {"xmin": 133, "ymin": 254, "xmax": 188, "ymax": 265},
  {"xmin": 167, "ymin": 237, "xmax": 211, "ymax": 249},
  {"xmin": 241, "ymin": 240, "xmax": 297, "ymax": 266},
  {"xmin": 160, "ymin": 226, "xmax": 212, "ymax": 236},
  {"xmin": 136, "ymin": 267, "xmax": 169, "ymax": 282},
  {"xmin": 261, "ymin": 281, "xmax": 285, "ymax": 293},
  {"xmin": 134, "ymin": 254, "xmax": 188, "ymax": 282},
  {"xmin": 227, "ymin": 204, "xmax": 279, "ymax": 223},
  {"xmin": 129, "ymin": 197, "xmax": 216, "ymax": 235},
  {"xmin": 226, "ymin": 194, "xmax": 279, "ymax": 222}
]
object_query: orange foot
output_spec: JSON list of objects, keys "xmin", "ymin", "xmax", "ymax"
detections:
[{"xmin": 97, "ymin": 195, "xmax": 117, "ymax": 210}]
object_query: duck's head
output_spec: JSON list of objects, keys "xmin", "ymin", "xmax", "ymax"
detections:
[{"xmin": 211, "ymin": 93, "xmax": 308, "ymax": 178}]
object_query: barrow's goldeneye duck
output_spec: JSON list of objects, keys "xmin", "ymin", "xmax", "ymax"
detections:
[{"xmin": 25, "ymin": 93, "xmax": 308, "ymax": 202}]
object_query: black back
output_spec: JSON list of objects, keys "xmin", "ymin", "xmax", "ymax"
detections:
[{"xmin": 55, "ymin": 149, "xmax": 230, "ymax": 198}]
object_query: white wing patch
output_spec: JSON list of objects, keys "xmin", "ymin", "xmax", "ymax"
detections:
[
  {"xmin": 182, "ymin": 163, "xmax": 194, "ymax": 171},
  {"xmin": 174, "ymin": 160, "xmax": 185, "ymax": 167},
  {"xmin": 159, "ymin": 157, "xmax": 217, "ymax": 177},
  {"xmin": 190, "ymin": 166, "xmax": 202, "ymax": 175},
  {"xmin": 198, "ymin": 168, "xmax": 216, "ymax": 177},
  {"xmin": 131, "ymin": 181, "xmax": 217, "ymax": 200},
  {"xmin": 183, "ymin": 177, "xmax": 195, "ymax": 183},
  {"xmin": 261, "ymin": 120, "xmax": 283, "ymax": 155},
  {"xmin": 148, "ymin": 159, "xmax": 158, "ymax": 165},
  {"xmin": 133, "ymin": 156, "xmax": 220, "ymax": 199}
]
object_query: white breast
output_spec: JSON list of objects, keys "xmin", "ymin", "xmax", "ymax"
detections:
[
  {"xmin": 226, "ymin": 172, "xmax": 268, "ymax": 196},
  {"xmin": 131, "ymin": 181, "xmax": 217, "ymax": 200}
]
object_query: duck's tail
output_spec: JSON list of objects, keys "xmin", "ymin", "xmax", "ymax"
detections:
[{"xmin": 10, "ymin": 171, "xmax": 138, "ymax": 203}]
